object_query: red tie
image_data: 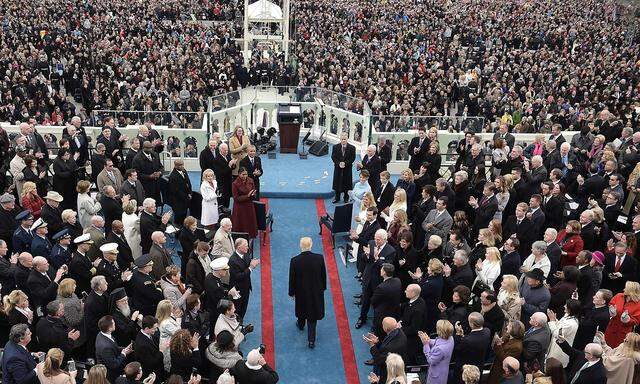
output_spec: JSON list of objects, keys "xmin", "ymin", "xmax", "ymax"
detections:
[{"xmin": 615, "ymin": 256, "xmax": 623, "ymax": 272}]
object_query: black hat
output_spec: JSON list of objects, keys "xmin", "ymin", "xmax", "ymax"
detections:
[
  {"xmin": 108, "ymin": 287, "xmax": 127, "ymax": 312},
  {"xmin": 15, "ymin": 211, "xmax": 33, "ymax": 221},
  {"xmin": 216, "ymin": 330, "xmax": 234, "ymax": 349},
  {"xmin": 52, "ymin": 229, "xmax": 70, "ymax": 242},
  {"xmin": 525, "ymin": 268, "xmax": 545, "ymax": 282},
  {"xmin": 133, "ymin": 253, "xmax": 153, "ymax": 268}
]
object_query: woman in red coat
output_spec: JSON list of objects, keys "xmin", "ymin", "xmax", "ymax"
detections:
[
  {"xmin": 556, "ymin": 220, "xmax": 584, "ymax": 267},
  {"xmin": 605, "ymin": 281, "xmax": 640, "ymax": 348},
  {"xmin": 21, "ymin": 181, "xmax": 45, "ymax": 219},
  {"xmin": 231, "ymin": 167, "xmax": 258, "ymax": 239}
]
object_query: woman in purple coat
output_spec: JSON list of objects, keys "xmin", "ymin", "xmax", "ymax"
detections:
[{"xmin": 419, "ymin": 319, "xmax": 455, "ymax": 384}]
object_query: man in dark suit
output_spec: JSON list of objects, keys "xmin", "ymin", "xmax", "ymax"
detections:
[
  {"xmin": 356, "ymin": 229, "xmax": 395, "ymax": 329},
  {"xmin": 374, "ymin": 171, "xmax": 395, "ymax": 217},
  {"xmin": 35, "ymin": 300, "xmax": 80, "ymax": 358},
  {"xmin": 370, "ymin": 264, "xmax": 402, "ymax": 337},
  {"xmin": 469, "ymin": 182, "xmax": 498, "ymax": 240},
  {"xmin": 331, "ymin": 133, "xmax": 356, "ymax": 203},
  {"xmin": 577, "ymin": 165, "xmax": 607, "ymax": 203},
  {"xmin": 228, "ymin": 238, "xmax": 259, "ymax": 320},
  {"xmin": 493, "ymin": 123, "xmax": 515, "ymax": 149},
  {"xmin": 39, "ymin": 196, "xmax": 63, "ymax": 239},
  {"xmin": 132, "ymin": 141, "xmax": 164, "ymax": 202},
  {"xmin": 541, "ymin": 182, "xmax": 563, "ymax": 230},
  {"xmin": 524, "ymin": 156, "xmax": 547, "ymax": 201},
  {"xmin": 522, "ymin": 312, "xmax": 551, "ymax": 370},
  {"xmin": 357, "ymin": 145, "xmax": 382, "ymax": 193},
  {"xmin": 364, "ymin": 317, "xmax": 407, "ymax": 382},
  {"xmin": 120, "ymin": 170, "xmax": 146, "ymax": 207},
  {"xmin": 528, "ymin": 195, "xmax": 546, "ymax": 237},
  {"xmin": 95, "ymin": 315, "xmax": 134, "ymax": 383},
  {"xmin": 124, "ymin": 138, "xmax": 140, "ymax": 171},
  {"xmin": 0, "ymin": 193, "xmax": 21, "ymax": 251},
  {"xmin": 376, "ymin": 137, "xmax": 392, "ymax": 171},
  {"xmin": 557, "ymin": 339, "xmax": 607, "ymax": 384},
  {"xmin": 99, "ymin": 186, "xmax": 124, "ymax": 235},
  {"xmin": 544, "ymin": 229, "xmax": 562, "ymax": 282},
  {"xmin": 212, "ymin": 143, "xmax": 236, "ymax": 208},
  {"xmin": 602, "ymin": 241, "xmax": 638, "ymax": 294},
  {"xmin": 573, "ymin": 289, "xmax": 612, "ymax": 351},
  {"xmin": 350, "ymin": 207, "xmax": 381, "ymax": 278},
  {"xmin": 107, "ymin": 221, "xmax": 133, "ymax": 270},
  {"xmin": 288, "ymin": 237, "xmax": 326, "ymax": 348},
  {"xmin": 128, "ymin": 255, "xmax": 164, "ymax": 316},
  {"xmin": 400, "ymin": 284, "xmax": 426, "ymax": 365},
  {"xmin": 134, "ymin": 316, "xmax": 164, "ymax": 378},
  {"xmin": 548, "ymin": 124, "xmax": 566, "ymax": 147},
  {"xmin": 452, "ymin": 312, "xmax": 491, "ymax": 384},
  {"xmin": 65, "ymin": 123, "xmax": 90, "ymax": 166},
  {"xmin": 510, "ymin": 168, "xmax": 528, "ymax": 204},
  {"xmin": 2, "ymin": 324, "xmax": 38, "ymax": 384},
  {"xmin": 443, "ymin": 250, "xmax": 475, "ymax": 299},
  {"xmin": 239, "ymin": 145, "xmax": 264, "ymax": 200},
  {"xmin": 502, "ymin": 203, "xmax": 536, "ymax": 256},
  {"xmin": 500, "ymin": 238, "xmax": 522, "ymax": 279},
  {"xmin": 408, "ymin": 128, "xmax": 430, "ymax": 172},
  {"xmin": 27, "ymin": 256, "xmax": 64, "ymax": 315},
  {"xmin": 575, "ymin": 251, "xmax": 596, "ymax": 309},
  {"xmin": 166, "ymin": 160, "xmax": 192, "ymax": 226},
  {"xmin": 85, "ymin": 275, "xmax": 109, "ymax": 356},
  {"xmin": 579, "ymin": 210, "xmax": 598, "ymax": 253},
  {"xmin": 139, "ymin": 198, "xmax": 170, "ymax": 254},
  {"xmin": 199, "ymin": 139, "xmax": 218, "ymax": 176}
]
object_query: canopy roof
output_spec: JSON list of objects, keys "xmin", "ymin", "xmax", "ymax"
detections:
[{"xmin": 247, "ymin": 0, "xmax": 283, "ymax": 20}]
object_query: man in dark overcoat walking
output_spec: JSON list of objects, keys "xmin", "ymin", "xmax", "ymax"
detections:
[{"xmin": 331, "ymin": 133, "xmax": 356, "ymax": 203}]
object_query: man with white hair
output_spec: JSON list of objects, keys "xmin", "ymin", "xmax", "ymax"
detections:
[
  {"xmin": 212, "ymin": 218, "xmax": 235, "ymax": 258},
  {"xmin": 400, "ymin": 283, "xmax": 425, "ymax": 364},
  {"xmin": 149, "ymin": 231, "xmax": 170, "ymax": 280},
  {"xmin": 330, "ymin": 132, "xmax": 356, "ymax": 203},
  {"xmin": 356, "ymin": 144, "xmax": 381, "ymax": 192},
  {"xmin": 86, "ymin": 215, "xmax": 107, "ymax": 260},
  {"xmin": 548, "ymin": 142, "xmax": 579, "ymax": 177},
  {"xmin": 84, "ymin": 275, "xmax": 109, "ymax": 356},
  {"xmin": 65, "ymin": 120, "xmax": 90, "ymax": 166},
  {"xmin": 579, "ymin": 209, "xmax": 597, "ymax": 251},
  {"xmin": 232, "ymin": 348, "xmax": 278, "ymax": 383},
  {"xmin": 26, "ymin": 256, "xmax": 65, "ymax": 314},
  {"xmin": 139, "ymin": 198, "xmax": 170, "ymax": 254},
  {"xmin": 229, "ymin": 238, "xmax": 259, "ymax": 320},
  {"xmin": 557, "ymin": 339, "xmax": 607, "ymax": 384},
  {"xmin": 526, "ymin": 155, "xmax": 547, "ymax": 199},
  {"xmin": 522, "ymin": 311, "xmax": 551, "ymax": 370},
  {"xmin": 19, "ymin": 122, "xmax": 48, "ymax": 164},
  {"xmin": 356, "ymin": 229, "xmax": 395, "ymax": 329},
  {"xmin": 213, "ymin": 143, "xmax": 236, "ymax": 207},
  {"xmin": 543, "ymin": 228, "xmax": 561, "ymax": 281}
]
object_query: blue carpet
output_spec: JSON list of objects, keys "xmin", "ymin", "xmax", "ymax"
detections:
[{"xmin": 241, "ymin": 238, "xmax": 262, "ymax": 352}]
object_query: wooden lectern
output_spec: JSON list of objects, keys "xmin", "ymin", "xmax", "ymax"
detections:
[{"xmin": 277, "ymin": 104, "xmax": 302, "ymax": 153}]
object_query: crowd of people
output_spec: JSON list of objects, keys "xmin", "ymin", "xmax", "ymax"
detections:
[
  {"xmin": 0, "ymin": 117, "xmax": 273, "ymax": 384},
  {"xmin": 330, "ymin": 115, "xmax": 640, "ymax": 383}
]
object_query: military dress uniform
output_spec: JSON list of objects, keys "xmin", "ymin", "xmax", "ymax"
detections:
[
  {"xmin": 96, "ymin": 259, "xmax": 127, "ymax": 293},
  {"xmin": 49, "ymin": 229, "xmax": 72, "ymax": 269},
  {"xmin": 30, "ymin": 234, "xmax": 52, "ymax": 258},
  {"xmin": 129, "ymin": 255, "xmax": 163, "ymax": 316},
  {"xmin": 12, "ymin": 225, "xmax": 33, "ymax": 254},
  {"xmin": 68, "ymin": 249, "xmax": 96, "ymax": 295}
]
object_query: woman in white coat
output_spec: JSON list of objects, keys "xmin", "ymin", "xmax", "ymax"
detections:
[
  {"xmin": 200, "ymin": 169, "xmax": 219, "ymax": 228},
  {"xmin": 122, "ymin": 200, "xmax": 142, "ymax": 260},
  {"xmin": 76, "ymin": 180, "xmax": 101, "ymax": 229},
  {"xmin": 546, "ymin": 299, "xmax": 580, "ymax": 367}
]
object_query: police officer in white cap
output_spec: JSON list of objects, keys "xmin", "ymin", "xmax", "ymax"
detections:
[
  {"xmin": 96, "ymin": 242, "xmax": 132, "ymax": 292},
  {"xmin": 129, "ymin": 253, "xmax": 164, "ymax": 316},
  {"xmin": 204, "ymin": 257, "xmax": 240, "ymax": 330},
  {"xmin": 68, "ymin": 234, "xmax": 99, "ymax": 294}
]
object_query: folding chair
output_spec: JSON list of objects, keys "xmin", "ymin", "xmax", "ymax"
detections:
[{"xmin": 318, "ymin": 202, "xmax": 353, "ymax": 247}]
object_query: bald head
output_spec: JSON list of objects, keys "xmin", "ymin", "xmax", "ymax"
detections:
[
  {"xmin": 18, "ymin": 252, "xmax": 33, "ymax": 268},
  {"xmin": 530, "ymin": 312, "xmax": 548, "ymax": 328},
  {"xmin": 151, "ymin": 231, "xmax": 166, "ymax": 244},
  {"xmin": 585, "ymin": 343, "xmax": 603, "ymax": 361},
  {"xmin": 405, "ymin": 284, "xmax": 421, "ymax": 300},
  {"xmin": 502, "ymin": 356, "xmax": 520, "ymax": 374},
  {"xmin": 382, "ymin": 317, "xmax": 398, "ymax": 334}
]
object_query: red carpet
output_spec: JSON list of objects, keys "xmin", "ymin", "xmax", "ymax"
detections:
[
  {"xmin": 315, "ymin": 199, "xmax": 360, "ymax": 384},
  {"xmin": 259, "ymin": 198, "xmax": 276, "ymax": 367}
]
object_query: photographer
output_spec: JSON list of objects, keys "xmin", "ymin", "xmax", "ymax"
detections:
[{"xmin": 231, "ymin": 348, "xmax": 279, "ymax": 384}]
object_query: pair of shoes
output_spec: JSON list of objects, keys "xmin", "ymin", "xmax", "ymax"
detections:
[
  {"xmin": 355, "ymin": 320, "xmax": 365, "ymax": 329},
  {"xmin": 332, "ymin": 198, "xmax": 339, "ymax": 204},
  {"xmin": 308, "ymin": 342, "xmax": 315, "ymax": 349},
  {"xmin": 353, "ymin": 293, "xmax": 362, "ymax": 299},
  {"xmin": 364, "ymin": 359, "xmax": 375, "ymax": 366}
]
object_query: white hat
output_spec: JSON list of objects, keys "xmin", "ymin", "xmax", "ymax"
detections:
[
  {"xmin": 30, "ymin": 218, "xmax": 48, "ymax": 232},
  {"xmin": 44, "ymin": 191, "xmax": 64, "ymax": 202},
  {"xmin": 74, "ymin": 233, "xmax": 93, "ymax": 244},
  {"xmin": 210, "ymin": 257, "xmax": 230, "ymax": 271},
  {"xmin": 165, "ymin": 225, "xmax": 177, "ymax": 234},
  {"xmin": 100, "ymin": 243, "xmax": 119, "ymax": 254}
]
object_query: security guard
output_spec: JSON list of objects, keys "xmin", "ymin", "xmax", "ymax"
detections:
[
  {"xmin": 204, "ymin": 257, "xmax": 237, "ymax": 330},
  {"xmin": 12, "ymin": 211, "xmax": 34, "ymax": 254},
  {"xmin": 96, "ymin": 243, "xmax": 131, "ymax": 293},
  {"xmin": 30, "ymin": 218, "xmax": 51, "ymax": 258},
  {"xmin": 50, "ymin": 229, "xmax": 72, "ymax": 269},
  {"xmin": 129, "ymin": 253, "xmax": 163, "ymax": 316},
  {"xmin": 68, "ymin": 234, "xmax": 96, "ymax": 295}
]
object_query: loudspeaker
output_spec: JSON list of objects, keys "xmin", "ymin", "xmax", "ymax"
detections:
[{"xmin": 308, "ymin": 140, "xmax": 328, "ymax": 156}]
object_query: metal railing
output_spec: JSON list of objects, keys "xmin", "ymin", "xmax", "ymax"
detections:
[{"xmin": 90, "ymin": 110, "xmax": 207, "ymax": 130}]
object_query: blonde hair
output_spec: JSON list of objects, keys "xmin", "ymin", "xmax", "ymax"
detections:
[
  {"xmin": 61, "ymin": 209, "xmax": 76, "ymax": 223},
  {"xmin": 503, "ymin": 173, "xmax": 515, "ymax": 189},
  {"xmin": 401, "ymin": 168, "xmax": 415, "ymax": 182},
  {"xmin": 86, "ymin": 365, "xmax": 108, "ymax": 384},
  {"xmin": 428, "ymin": 258, "xmax": 444, "ymax": 275},
  {"xmin": 123, "ymin": 200, "xmax": 137, "ymax": 215},
  {"xmin": 624, "ymin": 281, "xmax": 640, "ymax": 302},
  {"xmin": 22, "ymin": 181, "xmax": 37, "ymax": 198},
  {"xmin": 361, "ymin": 191, "xmax": 376, "ymax": 210},
  {"xmin": 428, "ymin": 235, "xmax": 443, "ymax": 248},
  {"xmin": 501, "ymin": 275, "xmax": 519, "ymax": 294},
  {"xmin": 155, "ymin": 299, "xmax": 174, "ymax": 323},
  {"xmin": 3, "ymin": 290, "xmax": 28, "ymax": 314},
  {"xmin": 621, "ymin": 333, "xmax": 640, "ymax": 358},
  {"xmin": 478, "ymin": 228, "xmax": 496, "ymax": 247},
  {"xmin": 43, "ymin": 348, "xmax": 66, "ymax": 377},
  {"xmin": 462, "ymin": 364, "xmax": 480, "ymax": 384},
  {"xmin": 393, "ymin": 188, "xmax": 407, "ymax": 205},
  {"xmin": 385, "ymin": 353, "xmax": 407, "ymax": 384},
  {"xmin": 202, "ymin": 168, "xmax": 215, "ymax": 180},
  {"xmin": 57, "ymin": 278, "xmax": 76, "ymax": 298},
  {"xmin": 300, "ymin": 237, "xmax": 312, "ymax": 251},
  {"xmin": 393, "ymin": 210, "xmax": 408, "ymax": 226},
  {"xmin": 436, "ymin": 319, "xmax": 454, "ymax": 339},
  {"xmin": 485, "ymin": 247, "xmax": 502, "ymax": 263}
]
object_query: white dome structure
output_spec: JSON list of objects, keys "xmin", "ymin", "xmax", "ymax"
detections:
[
  {"xmin": 243, "ymin": 0, "xmax": 291, "ymax": 63},
  {"xmin": 247, "ymin": 0, "xmax": 283, "ymax": 21}
]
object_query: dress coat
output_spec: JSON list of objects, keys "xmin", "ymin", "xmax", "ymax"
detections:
[
  {"xmin": 231, "ymin": 177, "xmax": 257, "ymax": 238},
  {"xmin": 52, "ymin": 157, "xmax": 79, "ymax": 210},
  {"xmin": 200, "ymin": 179, "xmax": 219, "ymax": 226},
  {"xmin": 331, "ymin": 143, "xmax": 356, "ymax": 193},
  {"xmin": 239, "ymin": 155, "xmax": 263, "ymax": 199},
  {"xmin": 139, "ymin": 211, "xmax": 167, "ymax": 254},
  {"xmin": 604, "ymin": 293, "xmax": 640, "ymax": 348},
  {"xmin": 167, "ymin": 169, "xmax": 192, "ymax": 224},
  {"xmin": 228, "ymin": 134, "xmax": 250, "ymax": 176},
  {"xmin": 288, "ymin": 251, "xmax": 326, "ymax": 321},
  {"xmin": 212, "ymin": 152, "xmax": 234, "ymax": 207},
  {"xmin": 360, "ymin": 153, "xmax": 382, "ymax": 192},
  {"xmin": 132, "ymin": 151, "xmax": 163, "ymax": 202}
]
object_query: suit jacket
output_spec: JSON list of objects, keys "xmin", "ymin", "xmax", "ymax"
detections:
[
  {"xmin": 289, "ymin": 251, "xmax": 326, "ymax": 320},
  {"xmin": 576, "ymin": 265, "xmax": 595, "ymax": 308},
  {"xmin": 68, "ymin": 251, "xmax": 95, "ymax": 294},
  {"xmin": 474, "ymin": 195, "xmax": 498, "ymax": 229},
  {"xmin": 199, "ymin": 148, "xmax": 217, "ymax": 174},
  {"xmin": 500, "ymin": 251, "xmax": 522, "ymax": 279},
  {"xmin": 572, "ymin": 306, "xmax": 610, "ymax": 351},
  {"xmin": 1, "ymin": 341, "xmax": 37, "ymax": 384},
  {"xmin": 84, "ymin": 291, "xmax": 109, "ymax": 347},
  {"xmin": 578, "ymin": 174, "xmax": 606, "ymax": 202},
  {"xmin": 371, "ymin": 277, "xmax": 402, "ymax": 323},
  {"xmin": 355, "ymin": 220, "xmax": 381, "ymax": 248},
  {"xmin": 99, "ymin": 195, "xmax": 123, "ymax": 234},
  {"xmin": 139, "ymin": 211, "xmax": 167, "ymax": 254},
  {"xmin": 132, "ymin": 151, "xmax": 163, "ymax": 201},
  {"xmin": 526, "ymin": 166, "xmax": 547, "ymax": 199},
  {"xmin": 361, "ymin": 153, "xmax": 382, "ymax": 192},
  {"xmin": 400, "ymin": 297, "xmax": 426, "ymax": 337},
  {"xmin": 167, "ymin": 169, "xmax": 192, "ymax": 215},
  {"xmin": 229, "ymin": 251, "xmax": 253, "ymax": 294},
  {"xmin": 377, "ymin": 144, "xmax": 391, "ymax": 171},
  {"xmin": 602, "ymin": 254, "xmax": 638, "ymax": 294},
  {"xmin": 30, "ymin": 235, "xmax": 52, "ymax": 258},
  {"xmin": 149, "ymin": 244, "xmax": 171, "ymax": 280},
  {"xmin": 107, "ymin": 231, "xmax": 133, "ymax": 269},
  {"xmin": 211, "ymin": 228, "xmax": 234, "ymax": 258},
  {"xmin": 35, "ymin": 316, "xmax": 73, "ymax": 356},
  {"xmin": 546, "ymin": 241, "xmax": 562, "ymax": 278},
  {"xmin": 580, "ymin": 222, "xmax": 597, "ymax": 254},
  {"xmin": 362, "ymin": 241, "xmax": 395, "ymax": 290},
  {"xmin": 95, "ymin": 332, "xmax": 127, "ymax": 382},
  {"xmin": 86, "ymin": 226, "xmax": 106, "ymax": 261},
  {"xmin": 421, "ymin": 209, "xmax": 453, "ymax": 242},
  {"xmin": 369, "ymin": 328, "xmax": 407, "ymax": 380},
  {"xmin": 96, "ymin": 168, "xmax": 124, "ymax": 195},
  {"xmin": 120, "ymin": 180, "xmax": 146, "ymax": 207},
  {"xmin": 493, "ymin": 132, "xmax": 515, "ymax": 149},
  {"xmin": 453, "ymin": 327, "xmax": 491, "ymax": 373},
  {"xmin": 134, "ymin": 331, "xmax": 164, "ymax": 377},
  {"xmin": 502, "ymin": 216, "xmax": 536, "ymax": 255},
  {"xmin": 67, "ymin": 132, "xmax": 90, "ymax": 166},
  {"xmin": 522, "ymin": 326, "xmax": 551, "ymax": 368},
  {"xmin": 529, "ymin": 208, "xmax": 546, "ymax": 236},
  {"xmin": 557, "ymin": 340, "xmax": 607, "ymax": 384},
  {"xmin": 26, "ymin": 269, "xmax": 57, "ymax": 311},
  {"xmin": 542, "ymin": 195, "xmax": 563, "ymax": 230},
  {"xmin": 374, "ymin": 182, "xmax": 395, "ymax": 213},
  {"xmin": 239, "ymin": 155, "xmax": 263, "ymax": 195},
  {"xmin": 408, "ymin": 136, "xmax": 431, "ymax": 171},
  {"xmin": 12, "ymin": 226, "xmax": 33, "ymax": 254}
]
